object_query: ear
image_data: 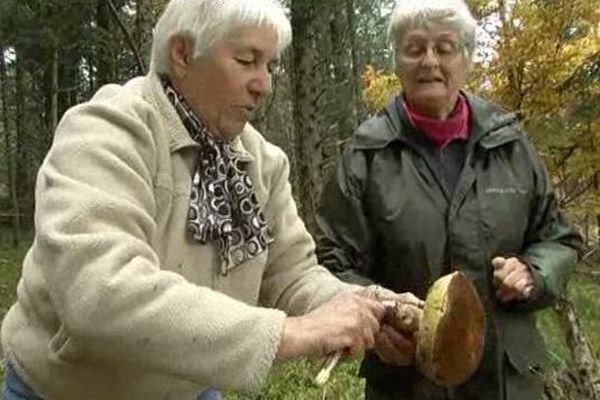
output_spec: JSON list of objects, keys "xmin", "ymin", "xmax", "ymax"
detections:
[{"xmin": 168, "ymin": 35, "xmax": 194, "ymax": 79}]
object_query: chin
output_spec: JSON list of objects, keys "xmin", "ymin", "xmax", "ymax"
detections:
[
  {"xmin": 221, "ymin": 122, "xmax": 247, "ymax": 139},
  {"xmin": 414, "ymin": 88, "xmax": 447, "ymax": 99},
  {"xmin": 410, "ymin": 95, "xmax": 442, "ymax": 108}
]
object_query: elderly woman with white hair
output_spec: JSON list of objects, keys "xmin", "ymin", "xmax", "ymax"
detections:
[
  {"xmin": 316, "ymin": 0, "xmax": 582, "ymax": 399},
  {"xmin": 0, "ymin": 0, "xmax": 426, "ymax": 399}
]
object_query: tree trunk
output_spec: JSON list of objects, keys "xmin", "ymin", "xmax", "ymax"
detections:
[
  {"xmin": 14, "ymin": 50, "xmax": 30, "ymax": 230},
  {"xmin": 1, "ymin": 47, "xmax": 22, "ymax": 246},
  {"xmin": 345, "ymin": 0, "xmax": 366, "ymax": 123},
  {"xmin": 594, "ymin": 173, "xmax": 600, "ymax": 247},
  {"xmin": 546, "ymin": 299, "xmax": 600, "ymax": 400},
  {"xmin": 291, "ymin": 0, "xmax": 325, "ymax": 231},
  {"xmin": 44, "ymin": 37, "xmax": 59, "ymax": 152},
  {"xmin": 584, "ymin": 215, "xmax": 590, "ymax": 247},
  {"xmin": 50, "ymin": 45, "xmax": 59, "ymax": 134},
  {"xmin": 597, "ymin": 213, "xmax": 600, "ymax": 247},
  {"xmin": 97, "ymin": 0, "xmax": 116, "ymax": 86},
  {"xmin": 329, "ymin": 5, "xmax": 356, "ymax": 138},
  {"xmin": 135, "ymin": 0, "xmax": 153, "ymax": 70}
]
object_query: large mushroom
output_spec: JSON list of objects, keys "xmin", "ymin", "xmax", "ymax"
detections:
[{"xmin": 315, "ymin": 271, "xmax": 485, "ymax": 387}]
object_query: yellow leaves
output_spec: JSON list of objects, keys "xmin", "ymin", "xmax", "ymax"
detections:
[
  {"xmin": 361, "ymin": 65, "xmax": 401, "ymax": 114},
  {"xmin": 485, "ymin": 0, "xmax": 600, "ymax": 125}
]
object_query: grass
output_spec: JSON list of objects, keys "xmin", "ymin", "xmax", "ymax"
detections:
[
  {"xmin": 0, "ymin": 237, "xmax": 599, "ymax": 398},
  {"xmin": 227, "ymin": 358, "xmax": 365, "ymax": 400},
  {"xmin": 0, "ymin": 240, "xmax": 28, "ymax": 322}
]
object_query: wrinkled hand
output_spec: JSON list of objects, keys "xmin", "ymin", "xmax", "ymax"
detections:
[
  {"xmin": 492, "ymin": 256, "xmax": 536, "ymax": 303},
  {"xmin": 374, "ymin": 323, "xmax": 416, "ymax": 366},
  {"xmin": 361, "ymin": 286, "xmax": 424, "ymax": 366},
  {"xmin": 276, "ymin": 291, "xmax": 386, "ymax": 361}
]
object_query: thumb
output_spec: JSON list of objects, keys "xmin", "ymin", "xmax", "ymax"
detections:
[{"xmin": 491, "ymin": 256, "xmax": 507, "ymax": 270}]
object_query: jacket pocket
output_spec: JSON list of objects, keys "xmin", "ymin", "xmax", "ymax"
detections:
[
  {"xmin": 478, "ymin": 184, "xmax": 532, "ymax": 254},
  {"xmin": 496, "ymin": 310, "xmax": 548, "ymax": 378}
]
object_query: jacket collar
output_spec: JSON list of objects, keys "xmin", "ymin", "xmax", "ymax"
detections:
[
  {"xmin": 143, "ymin": 73, "xmax": 253, "ymax": 161},
  {"xmin": 353, "ymin": 91, "xmax": 521, "ymax": 151}
]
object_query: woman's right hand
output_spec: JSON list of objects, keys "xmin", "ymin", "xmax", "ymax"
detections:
[{"xmin": 275, "ymin": 291, "xmax": 386, "ymax": 361}]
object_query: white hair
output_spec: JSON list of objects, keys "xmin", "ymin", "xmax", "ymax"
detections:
[
  {"xmin": 150, "ymin": 0, "xmax": 292, "ymax": 75},
  {"xmin": 388, "ymin": 0, "xmax": 477, "ymax": 61}
]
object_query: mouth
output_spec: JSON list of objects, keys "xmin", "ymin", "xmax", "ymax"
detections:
[{"xmin": 418, "ymin": 77, "xmax": 444, "ymax": 84}]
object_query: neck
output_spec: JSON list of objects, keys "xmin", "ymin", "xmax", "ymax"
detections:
[
  {"xmin": 406, "ymin": 94, "xmax": 459, "ymax": 120},
  {"xmin": 402, "ymin": 93, "xmax": 471, "ymax": 149}
]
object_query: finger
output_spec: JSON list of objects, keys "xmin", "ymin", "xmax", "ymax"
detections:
[
  {"xmin": 387, "ymin": 303, "xmax": 422, "ymax": 333},
  {"xmin": 493, "ymin": 268, "xmax": 506, "ymax": 287},
  {"xmin": 502, "ymin": 269, "xmax": 528, "ymax": 290},
  {"xmin": 374, "ymin": 333, "xmax": 393, "ymax": 364},
  {"xmin": 381, "ymin": 325, "xmax": 414, "ymax": 365},
  {"xmin": 353, "ymin": 303, "xmax": 382, "ymax": 350},
  {"xmin": 360, "ymin": 314, "xmax": 379, "ymax": 350},
  {"xmin": 368, "ymin": 286, "xmax": 397, "ymax": 301},
  {"xmin": 375, "ymin": 330, "xmax": 401, "ymax": 364},
  {"xmin": 396, "ymin": 292, "xmax": 425, "ymax": 308},
  {"xmin": 523, "ymin": 284, "xmax": 535, "ymax": 299},
  {"xmin": 493, "ymin": 257, "xmax": 520, "ymax": 284},
  {"xmin": 497, "ymin": 259, "xmax": 532, "ymax": 292},
  {"xmin": 514, "ymin": 277, "xmax": 535, "ymax": 299},
  {"xmin": 360, "ymin": 296, "xmax": 387, "ymax": 321},
  {"xmin": 491, "ymin": 256, "xmax": 507, "ymax": 270},
  {"xmin": 384, "ymin": 324, "xmax": 413, "ymax": 344},
  {"xmin": 493, "ymin": 264, "xmax": 512, "ymax": 284},
  {"xmin": 506, "ymin": 257, "xmax": 528, "ymax": 272}
]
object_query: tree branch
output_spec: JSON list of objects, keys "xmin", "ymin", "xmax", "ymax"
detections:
[{"xmin": 106, "ymin": 0, "xmax": 146, "ymax": 75}]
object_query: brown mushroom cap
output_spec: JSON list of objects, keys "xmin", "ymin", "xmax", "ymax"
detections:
[{"xmin": 416, "ymin": 271, "xmax": 485, "ymax": 387}]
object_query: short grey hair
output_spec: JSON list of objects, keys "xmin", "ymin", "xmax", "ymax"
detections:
[
  {"xmin": 388, "ymin": 0, "xmax": 477, "ymax": 62},
  {"xmin": 150, "ymin": 0, "xmax": 292, "ymax": 75}
]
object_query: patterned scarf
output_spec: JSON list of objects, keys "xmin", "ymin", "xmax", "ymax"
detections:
[{"xmin": 161, "ymin": 79, "xmax": 273, "ymax": 274}]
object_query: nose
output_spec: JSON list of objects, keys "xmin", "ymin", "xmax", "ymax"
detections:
[
  {"xmin": 421, "ymin": 46, "xmax": 440, "ymax": 67},
  {"xmin": 248, "ymin": 66, "xmax": 271, "ymax": 101}
]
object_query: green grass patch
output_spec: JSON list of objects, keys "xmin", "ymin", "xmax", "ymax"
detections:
[
  {"xmin": 227, "ymin": 358, "xmax": 365, "ymax": 400},
  {"xmin": 0, "ymin": 238, "xmax": 30, "ymax": 381},
  {"xmin": 0, "ymin": 240, "xmax": 29, "ymax": 322}
]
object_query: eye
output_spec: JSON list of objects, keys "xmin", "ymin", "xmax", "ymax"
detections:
[
  {"xmin": 235, "ymin": 58, "xmax": 254, "ymax": 66},
  {"xmin": 403, "ymin": 44, "xmax": 425, "ymax": 57},
  {"xmin": 436, "ymin": 41, "xmax": 458, "ymax": 55}
]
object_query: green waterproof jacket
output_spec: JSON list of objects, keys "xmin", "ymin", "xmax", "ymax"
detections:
[{"xmin": 315, "ymin": 93, "xmax": 582, "ymax": 399}]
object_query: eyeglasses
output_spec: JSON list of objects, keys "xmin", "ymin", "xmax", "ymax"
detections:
[{"xmin": 397, "ymin": 40, "xmax": 463, "ymax": 65}]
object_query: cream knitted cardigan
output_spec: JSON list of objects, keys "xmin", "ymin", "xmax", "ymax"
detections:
[{"xmin": 1, "ymin": 73, "xmax": 349, "ymax": 400}]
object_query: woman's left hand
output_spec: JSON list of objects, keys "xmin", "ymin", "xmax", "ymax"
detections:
[
  {"xmin": 491, "ymin": 256, "xmax": 536, "ymax": 303},
  {"xmin": 359, "ymin": 285, "xmax": 423, "ymax": 366},
  {"xmin": 374, "ymin": 324, "xmax": 416, "ymax": 366}
]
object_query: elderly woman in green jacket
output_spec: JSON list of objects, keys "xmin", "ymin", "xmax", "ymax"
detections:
[
  {"xmin": 0, "ymin": 1, "xmax": 426, "ymax": 399},
  {"xmin": 315, "ymin": 0, "xmax": 582, "ymax": 399}
]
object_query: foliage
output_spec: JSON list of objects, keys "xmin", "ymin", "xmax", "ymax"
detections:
[{"xmin": 361, "ymin": 65, "xmax": 401, "ymax": 113}]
